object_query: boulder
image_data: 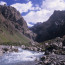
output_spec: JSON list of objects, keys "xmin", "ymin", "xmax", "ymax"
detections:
[
  {"xmin": 21, "ymin": 45, "xmax": 25, "ymax": 49},
  {"xmin": 12, "ymin": 48, "xmax": 18, "ymax": 52}
]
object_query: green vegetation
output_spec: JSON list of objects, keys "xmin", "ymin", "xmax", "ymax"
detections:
[{"xmin": 0, "ymin": 26, "xmax": 31, "ymax": 46}]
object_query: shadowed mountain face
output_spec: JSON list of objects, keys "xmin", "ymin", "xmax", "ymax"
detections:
[
  {"xmin": 30, "ymin": 11, "xmax": 65, "ymax": 42},
  {"xmin": 0, "ymin": 5, "xmax": 36, "ymax": 44}
]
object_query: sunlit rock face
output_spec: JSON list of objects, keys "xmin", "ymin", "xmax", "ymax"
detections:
[
  {"xmin": 0, "ymin": 5, "xmax": 36, "ymax": 40},
  {"xmin": 30, "ymin": 11, "xmax": 65, "ymax": 42}
]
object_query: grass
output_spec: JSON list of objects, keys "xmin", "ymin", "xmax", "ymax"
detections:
[{"xmin": 0, "ymin": 26, "xmax": 31, "ymax": 46}]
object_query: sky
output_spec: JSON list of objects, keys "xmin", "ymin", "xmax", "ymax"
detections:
[{"xmin": 0, "ymin": 0, "xmax": 65, "ymax": 27}]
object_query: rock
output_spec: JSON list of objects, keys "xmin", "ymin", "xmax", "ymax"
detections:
[
  {"xmin": 24, "ymin": 30, "xmax": 36, "ymax": 40},
  {"xmin": 35, "ymin": 57, "xmax": 40, "ymax": 61},
  {"xmin": 11, "ymin": 46, "xmax": 15, "ymax": 48},
  {"xmin": 44, "ymin": 59, "xmax": 50, "ymax": 64},
  {"xmin": 45, "ymin": 50, "xmax": 50, "ymax": 55},
  {"xmin": 12, "ymin": 48, "xmax": 18, "ymax": 52},
  {"xmin": 41, "ymin": 55, "xmax": 65, "ymax": 65},
  {"xmin": 38, "ymin": 61, "xmax": 43, "ymax": 64},
  {"xmin": 10, "ymin": 46, "xmax": 18, "ymax": 52},
  {"xmin": 45, "ymin": 43, "xmax": 49, "ymax": 46},
  {"xmin": 0, "ymin": 49, "xmax": 3, "ymax": 56},
  {"xmin": 59, "ymin": 42, "xmax": 63, "ymax": 48},
  {"xmin": 21, "ymin": 45, "xmax": 25, "ymax": 49},
  {"xmin": 2, "ymin": 48, "xmax": 9, "ymax": 52},
  {"xmin": 40, "ymin": 56, "xmax": 46, "ymax": 61},
  {"xmin": 33, "ymin": 47, "xmax": 38, "ymax": 51}
]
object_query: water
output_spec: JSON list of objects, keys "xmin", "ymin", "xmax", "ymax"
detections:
[{"xmin": 0, "ymin": 48, "xmax": 44, "ymax": 65}]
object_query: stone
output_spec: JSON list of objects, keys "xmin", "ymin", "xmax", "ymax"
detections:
[
  {"xmin": 2, "ymin": 48, "xmax": 9, "ymax": 52},
  {"xmin": 45, "ymin": 43, "xmax": 49, "ymax": 46},
  {"xmin": 0, "ymin": 49, "xmax": 3, "ymax": 56},
  {"xmin": 21, "ymin": 45, "xmax": 25, "ymax": 49},
  {"xmin": 40, "ymin": 56, "xmax": 46, "ymax": 61},
  {"xmin": 12, "ymin": 48, "xmax": 18, "ymax": 52}
]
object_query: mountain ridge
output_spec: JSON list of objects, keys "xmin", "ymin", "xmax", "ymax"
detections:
[{"xmin": 30, "ymin": 10, "xmax": 65, "ymax": 42}]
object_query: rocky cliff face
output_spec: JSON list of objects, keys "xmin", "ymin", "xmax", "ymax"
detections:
[
  {"xmin": 30, "ymin": 11, "xmax": 65, "ymax": 42},
  {"xmin": 0, "ymin": 5, "xmax": 36, "ymax": 41}
]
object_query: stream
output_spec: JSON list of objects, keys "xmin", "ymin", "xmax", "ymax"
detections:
[{"xmin": 0, "ymin": 48, "xmax": 44, "ymax": 65}]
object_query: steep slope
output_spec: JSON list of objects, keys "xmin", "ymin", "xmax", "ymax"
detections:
[
  {"xmin": 30, "ymin": 11, "xmax": 65, "ymax": 42},
  {"xmin": 0, "ymin": 5, "xmax": 35, "ymax": 45}
]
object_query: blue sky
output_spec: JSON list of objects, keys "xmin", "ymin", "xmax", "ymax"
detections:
[
  {"xmin": 0, "ymin": 0, "xmax": 65, "ymax": 27},
  {"xmin": 0, "ymin": 0, "xmax": 43, "ymax": 6}
]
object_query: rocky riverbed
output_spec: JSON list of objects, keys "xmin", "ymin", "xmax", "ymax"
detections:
[
  {"xmin": 0, "ymin": 44, "xmax": 44, "ymax": 56},
  {"xmin": 0, "ymin": 45, "xmax": 44, "ymax": 65},
  {"xmin": 0, "ymin": 45, "xmax": 65, "ymax": 65},
  {"xmin": 0, "ymin": 45, "xmax": 19, "ymax": 56},
  {"xmin": 1, "ymin": 37, "xmax": 65, "ymax": 65},
  {"xmin": 35, "ymin": 37, "xmax": 65, "ymax": 65},
  {"xmin": 37, "ymin": 54, "xmax": 65, "ymax": 65}
]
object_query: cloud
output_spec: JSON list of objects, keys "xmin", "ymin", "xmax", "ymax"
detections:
[
  {"xmin": 0, "ymin": 1, "xmax": 7, "ymax": 5},
  {"xmin": 42, "ymin": 0, "xmax": 65, "ymax": 11},
  {"xmin": 11, "ymin": 0, "xmax": 65, "ymax": 27},
  {"xmin": 23, "ymin": 0, "xmax": 65, "ymax": 26},
  {"xmin": 11, "ymin": 1, "xmax": 33, "ymax": 13},
  {"xmin": 23, "ymin": 10, "xmax": 51, "ymax": 24},
  {"xmin": 27, "ymin": 23, "xmax": 33, "ymax": 27}
]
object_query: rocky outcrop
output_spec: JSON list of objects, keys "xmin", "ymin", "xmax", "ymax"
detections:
[
  {"xmin": 37, "ymin": 55, "xmax": 65, "ymax": 65},
  {"xmin": 0, "ymin": 45, "xmax": 19, "ymax": 53},
  {"xmin": 40, "ymin": 37, "xmax": 65, "ymax": 55}
]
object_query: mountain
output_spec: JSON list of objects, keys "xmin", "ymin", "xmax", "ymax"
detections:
[
  {"xmin": 30, "ymin": 11, "xmax": 65, "ymax": 42},
  {"xmin": 0, "ymin": 5, "xmax": 36, "ymax": 45}
]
